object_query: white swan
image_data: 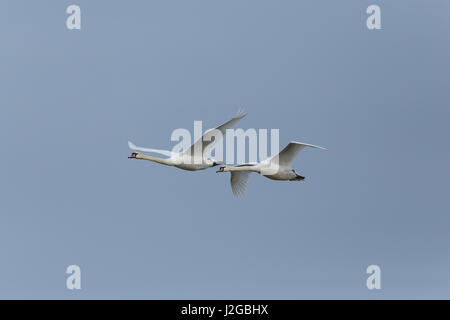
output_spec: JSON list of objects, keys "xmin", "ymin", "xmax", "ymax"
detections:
[
  {"xmin": 127, "ymin": 110, "xmax": 246, "ymax": 171},
  {"xmin": 216, "ymin": 141, "xmax": 326, "ymax": 196}
]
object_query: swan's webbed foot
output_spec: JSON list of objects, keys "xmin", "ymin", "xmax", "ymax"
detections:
[{"xmin": 289, "ymin": 175, "xmax": 305, "ymax": 181}]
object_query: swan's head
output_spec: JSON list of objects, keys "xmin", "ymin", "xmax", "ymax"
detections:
[
  {"xmin": 216, "ymin": 166, "xmax": 226, "ymax": 173},
  {"xmin": 128, "ymin": 152, "xmax": 139, "ymax": 159}
]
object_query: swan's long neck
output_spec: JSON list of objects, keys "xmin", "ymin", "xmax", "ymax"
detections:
[
  {"xmin": 137, "ymin": 154, "xmax": 173, "ymax": 166},
  {"xmin": 225, "ymin": 165, "xmax": 260, "ymax": 173}
]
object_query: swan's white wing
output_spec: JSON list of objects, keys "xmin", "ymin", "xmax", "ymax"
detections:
[
  {"xmin": 183, "ymin": 109, "xmax": 247, "ymax": 157},
  {"xmin": 128, "ymin": 141, "xmax": 173, "ymax": 158},
  {"xmin": 270, "ymin": 141, "xmax": 326, "ymax": 167},
  {"xmin": 230, "ymin": 171, "xmax": 250, "ymax": 197}
]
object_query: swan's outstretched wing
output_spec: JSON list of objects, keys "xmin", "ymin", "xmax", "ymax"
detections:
[
  {"xmin": 182, "ymin": 109, "xmax": 247, "ymax": 157},
  {"xmin": 270, "ymin": 141, "xmax": 326, "ymax": 167},
  {"xmin": 230, "ymin": 171, "xmax": 250, "ymax": 197},
  {"xmin": 128, "ymin": 141, "xmax": 173, "ymax": 158}
]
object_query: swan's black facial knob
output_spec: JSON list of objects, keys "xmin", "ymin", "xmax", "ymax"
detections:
[
  {"xmin": 128, "ymin": 152, "xmax": 138, "ymax": 159},
  {"xmin": 212, "ymin": 162, "xmax": 218, "ymax": 167},
  {"xmin": 216, "ymin": 166, "xmax": 225, "ymax": 173}
]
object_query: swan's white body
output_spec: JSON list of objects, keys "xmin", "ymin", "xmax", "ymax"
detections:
[
  {"xmin": 217, "ymin": 141, "xmax": 326, "ymax": 196},
  {"xmin": 128, "ymin": 111, "xmax": 246, "ymax": 171}
]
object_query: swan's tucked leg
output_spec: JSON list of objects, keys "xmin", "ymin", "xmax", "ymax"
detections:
[{"xmin": 289, "ymin": 174, "xmax": 305, "ymax": 181}]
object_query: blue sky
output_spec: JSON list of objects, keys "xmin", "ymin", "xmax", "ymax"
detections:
[{"xmin": 0, "ymin": 0, "xmax": 449, "ymax": 299}]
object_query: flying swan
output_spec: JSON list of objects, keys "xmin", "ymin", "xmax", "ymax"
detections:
[
  {"xmin": 127, "ymin": 110, "xmax": 246, "ymax": 171},
  {"xmin": 216, "ymin": 141, "xmax": 326, "ymax": 196}
]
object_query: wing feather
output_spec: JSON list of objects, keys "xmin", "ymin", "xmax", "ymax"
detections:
[
  {"xmin": 270, "ymin": 141, "xmax": 326, "ymax": 167},
  {"xmin": 183, "ymin": 109, "xmax": 247, "ymax": 156},
  {"xmin": 230, "ymin": 171, "xmax": 250, "ymax": 197}
]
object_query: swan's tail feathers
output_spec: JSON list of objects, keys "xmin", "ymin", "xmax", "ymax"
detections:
[
  {"xmin": 234, "ymin": 108, "xmax": 247, "ymax": 120},
  {"xmin": 127, "ymin": 141, "xmax": 173, "ymax": 158}
]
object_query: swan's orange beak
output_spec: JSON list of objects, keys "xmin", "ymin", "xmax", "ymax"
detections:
[
  {"xmin": 128, "ymin": 152, "xmax": 137, "ymax": 159},
  {"xmin": 216, "ymin": 166, "xmax": 225, "ymax": 173}
]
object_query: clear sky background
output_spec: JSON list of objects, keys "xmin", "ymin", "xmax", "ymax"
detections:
[{"xmin": 0, "ymin": 1, "xmax": 449, "ymax": 299}]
